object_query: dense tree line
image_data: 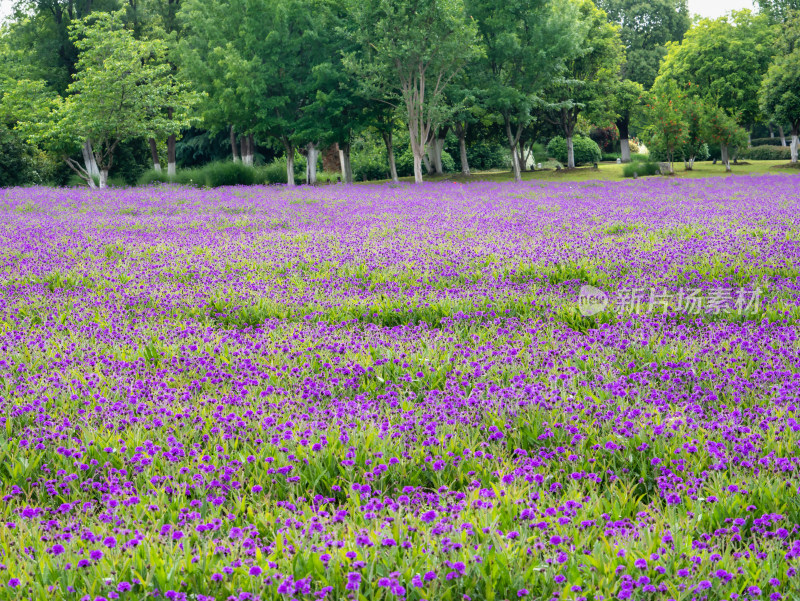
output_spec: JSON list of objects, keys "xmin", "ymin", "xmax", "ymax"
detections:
[{"xmin": 1, "ymin": 0, "xmax": 799, "ymax": 187}]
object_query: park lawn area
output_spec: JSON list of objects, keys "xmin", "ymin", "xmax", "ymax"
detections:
[{"xmin": 372, "ymin": 159, "xmax": 798, "ymax": 184}]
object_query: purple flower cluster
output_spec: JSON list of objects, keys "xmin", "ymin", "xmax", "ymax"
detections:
[{"xmin": 1, "ymin": 177, "xmax": 800, "ymax": 599}]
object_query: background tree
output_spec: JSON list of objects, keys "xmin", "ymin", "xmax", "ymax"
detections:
[
  {"xmin": 654, "ymin": 11, "xmax": 775, "ymax": 137},
  {"xmin": 349, "ymin": 0, "xmax": 479, "ymax": 184},
  {"xmin": 759, "ymin": 12, "xmax": 800, "ymax": 163},
  {"xmin": 756, "ymin": 0, "xmax": 800, "ymax": 23},
  {"xmin": 610, "ymin": 78, "xmax": 643, "ymax": 162},
  {"xmin": 643, "ymin": 89, "xmax": 687, "ymax": 173},
  {"xmin": 701, "ymin": 105, "xmax": 748, "ymax": 171},
  {"xmin": 32, "ymin": 11, "xmax": 195, "ymax": 187},
  {"xmin": 541, "ymin": 0, "xmax": 623, "ymax": 169},
  {"xmin": 596, "ymin": 0, "xmax": 690, "ymax": 89},
  {"xmin": 468, "ymin": 0, "xmax": 583, "ymax": 181}
]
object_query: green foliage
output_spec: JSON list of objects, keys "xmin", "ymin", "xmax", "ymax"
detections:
[
  {"xmin": 655, "ymin": 10, "xmax": 776, "ymax": 128},
  {"xmin": 738, "ymin": 145, "xmax": 793, "ymax": 160},
  {"xmin": 540, "ymin": 0, "xmax": 625, "ymax": 167},
  {"xmin": 601, "ymin": 151, "xmax": 621, "ymax": 161},
  {"xmin": 546, "ymin": 135, "xmax": 602, "ymax": 165},
  {"xmin": 0, "ymin": 124, "xmax": 36, "ymax": 187},
  {"xmin": 597, "ymin": 0, "xmax": 691, "ymax": 88},
  {"xmin": 750, "ymin": 137, "xmax": 786, "ymax": 146},
  {"xmin": 759, "ymin": 13, "xmax": 800, "ymax": 162},
  {"xmin": 622, "ymin": 159, "xmax": 658, "ymax": 176}
]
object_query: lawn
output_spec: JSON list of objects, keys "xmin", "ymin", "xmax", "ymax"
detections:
[
  {"xmin": 1, "ymin": 175, "xmax": 800, "ymax": 600},
  {"xmin": 380, "ymin": 159, "xmax": 797, "ymax": 184}
]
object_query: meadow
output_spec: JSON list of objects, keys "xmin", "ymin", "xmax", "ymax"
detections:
[{"xmin": 2, "ymin": 175, "xmax": 800, "ymax": 601}]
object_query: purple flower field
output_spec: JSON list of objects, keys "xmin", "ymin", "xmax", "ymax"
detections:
[{"xmin": 2, "ymin": 176, "xmax": 800, "ymax": 601}]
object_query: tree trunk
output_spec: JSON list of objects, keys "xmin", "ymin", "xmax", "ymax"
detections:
[
  {"xmin": 413, "ymin": 153, "xmax": 423, "ymax": 184},
  {"xmin": 167, "ymin": 133, "xmax": 176, "ymax": 176},
  {"xmin": 721, "ymin": 145, "xmax": 731, "ymax": 172},
  {"xmin": 620, "ymin": 138, "xmax": 631, "ymax": 163},
  {"xmin": 240, "ymin": 135, "xmax": 254, "ymax": 167},
  {"xmin": 517, "ymin": 147, "xmax": 526, "ymax": 172},
  {"xmin": 98, "ymin": 169, "xmax": 109, "ymax": 189},
  {"xmin": 284, "ymin": 140, "xmax": 295, "ymax": 187},
  {"xmin": 457, "ymin": 127, "xmax": 469, "ymax": 176},
  {"xmin": 340, "ymin": 143, "xmax": 353, "ymax": 183},
  {"xmin": 779, "ymin": 125, "xmax": 787, "ymax": 147},
  {"xmin": 422, "ymin": 152, "xmax": 432, "ymax": 174},
  {"xmin": 566, "ymin": 136, "xmax": 575, "ymax": 169},
  {"xmin": 791, "ymin": 129, "xmax": 799, "ymax": 164},
  {"xmin": 230, "ymin": 125, "xmax": 239, "ymax": 162},
  {"xmin": 431, "ymin": 138, "xmax": 444, "ymax": 174},
  {"xmin": 683, "ymin": 157, "xmax": 694, "ymax": 171},
  {"xmin": 381, "ymin": 132, "xmax": 399, "ymax": 183},
  {"xmin": 148, "ymin": 138, "xmax": 161, "ymax": 172},
  {"xmin": 82, "ymin": 140, "xmax": 99, "ymax": 185},
  {"xmin": 769, "ymin": 123, "xmax": 775, "ymax": 138},
  {"xmin": 306, "ymin": 142, "xmax": 318, "ymax": 185}
]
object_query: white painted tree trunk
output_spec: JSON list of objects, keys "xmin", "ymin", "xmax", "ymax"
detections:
[
  {"xmin": 82, "ymin": 140, "xmax": 99, "ymax": 187},
  {"xmin": 509, "ymin": 145, "xmax": 521, "ymax": 182},
  {"xmin": 306, "ymin": 142, "xmax": 318, "ymax": 185},
  {"xmin": 149, "ymin": 138, "xmax": 161, "ymax": 172},
  {"xmin": 769, "ymin": 123, "xmax": 775, "ymax": 138},
  {"xmin": 340, "ymin": 145, "xmax": 353, "ymax": 184},
  {"xmin": 566, "ymin": 136, "xmax": 575, "ymax": 169},
  {"xmin": 459, "ymin": 133, "xmax": 469, "ymax": 176},
  {"xmin": 286, "ymin": 149, "xmax": 295, "ymax": 187},
  {"xmin": 98, "ymin": 169, "xmax": 109, "ymax": 189},
  {"xmin": 167, "ymin": 132, "xmax": 176, "ymax": 176},
  {"xmin": 721, "ymin": 145, "xmax": 731, "ymax": 172},
  {"xmin": 230, "ymin": 126, "xmax": 239, "ymax": 162},
  {"xmin": 779, "ymin": 125, "xmax": 787, "ymax": 147},
  {"xmin": 620, "ymin": 138, "xmax": 631, "ymax": 163},
  {"xmin": 792, "ymin": 134, "xmax": 799, "ymax": 164},
  {"xmin": 683, "ymin": 158, "xmax": 694, "ymax": 171}
]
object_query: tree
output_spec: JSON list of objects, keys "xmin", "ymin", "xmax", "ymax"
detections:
[
  {"xmin": 610, "ymin": 78, "xmax": 643, "ymax": 162},
  {"xmin": 596, "ymin": 0, "xmax": 690, "ymax": 89},
  {"xmin": 467, "ymin": 0, "xmax": 583, "ymax": 181},
  {"xmin": 760, "ymin": 13, "xmax": 800, "ymax": 163},
  {"xmin": 654, "ymin": 11, "xmax": 776, "ymax": 134},
  {"xmin": 701, "ymin": 105, "xmax": 747, "ymax": 172},
  {"xmin": 349, "ymin": 0, "xmax": 479, "ymax": 184},
  {"xmin": 30, "ymin": 11, "xmax": 195, "ymax": 187},
  {"xmin": 643, "ymin": 89, "xmax": 687, "ymax": 173},
  {"xmin": 541, "ymin": 0, "xmax": 624, "ymax": 169},
  {"xmin": 756, "ymin": 0, "xmax": 800, "ymax": 23}
]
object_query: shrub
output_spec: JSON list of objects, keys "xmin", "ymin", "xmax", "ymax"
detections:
[
  {"xmin": 464, "ymin": 141, "xmax": 511, "ymax": 171},
  {"xmin": 750, "ymin": 137, "xmax": 785, "ymax": 147},
  {"xmin": 622, "ymin": 161, "xmax": 659, "ymax": 177},
  {"xmin": 601, "ymin": 152, "xmax": 621, "ymax": 162},
  {"xmin": 589, "ymin": 125, "xmax": 618, "ymax": 152},
  {"xmin": 352, "ymin": 149, "xmax": 389, "ymax": 182},
  {"xmin": 199, "ymin": 161, "xmax": 257, "ymax": 187},
  {"xmin": 738, "ymin": 145, "xmax": 793, "ymax": 160},
  {"xmin": 546, "ymin": 135, "xmax": 602, "ymax": 166}
]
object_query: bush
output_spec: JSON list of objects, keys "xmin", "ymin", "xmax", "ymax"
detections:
[
  {"xmin": 622, "ymin": 161, "xmax": 658, "ymax": 177},
  {"xmin": 751, "ymin": 137, "xmax": 785, "ymax": 147},
  {"xmin": 546, "ymin": 135, "xmax": 602, "ymax": 166},
  {"xmin": 738, "ymin": 145, "xmax": 793, "ymax": 160},
  {"xmin": 352, "ymin": 148, "xmax": 390, "ymax": 182},
  {"xmin": 601, "ymin": 152, "xmax": 621, "ymax": 162},
  {"xmin": 200, "ymin": 161, "xmax": 257, "ymax": 187},
  {"xmin": 464, "ymin": 141, "xmax": 511, "ymax": 171},
  {"xmin": 589, "ymin": 125, "xmax": 618, "ymax": 152},
  {"xmin": 0, "ymin": 125, "xmax": 36, "ymax": 187}
]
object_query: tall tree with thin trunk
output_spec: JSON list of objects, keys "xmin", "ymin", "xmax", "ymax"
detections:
[
  {"xmin": 541, "ymin": 0, "xmax": 623, "ymax": 169},
  {"xmin": 348, "ymin": 0, "xmax": 479, "ymax": 184},
  {"xmin": 468, "ymin": 0, "xmax": 583, "ymax": 182},
  {"xmin": 610, "ymin": 79, "xmax": 643, "ymax": 163}
]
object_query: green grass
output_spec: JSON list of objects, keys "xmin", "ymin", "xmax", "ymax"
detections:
[{"xmin": 366, "ymin": 160, "xmax": 796, "ymax": 185}]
